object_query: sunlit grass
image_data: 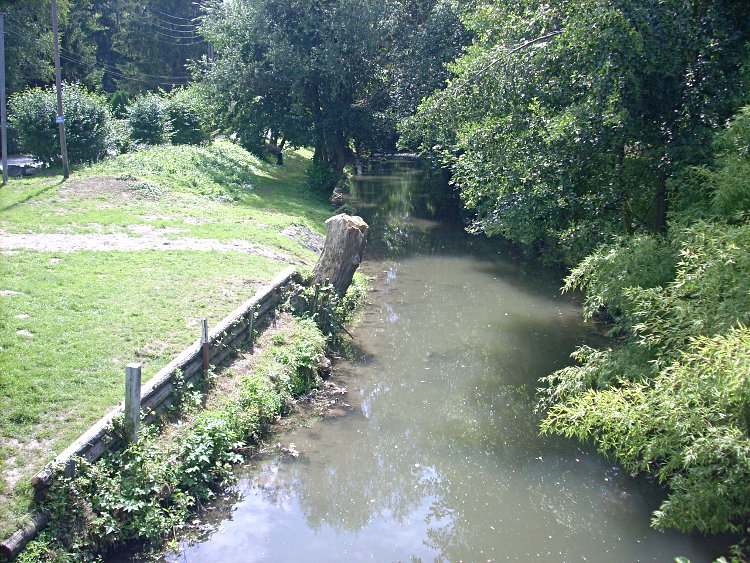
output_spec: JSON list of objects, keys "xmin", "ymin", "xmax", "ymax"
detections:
[{"xmin": 0, "ymin": 142, "xmax": 328, "ymax": 537}]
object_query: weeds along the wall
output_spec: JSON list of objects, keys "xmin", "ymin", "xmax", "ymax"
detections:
[
  {"xmin": 17, "ymin": 317, "xmax": 326, "ymax": 562},
  {"xmin": 290, "ymin": 273, "xmax": 370, "ymax": 346}
]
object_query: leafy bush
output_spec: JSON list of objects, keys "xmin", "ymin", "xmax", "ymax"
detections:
[
  {"xmin": 541, "ymin": 105, "xmax": 750, "ymax": 544},
  {"xmin": 543, "ymin": 221, "xmax": 750, "ymax": 537},
  {"xmin": 108, "ymin": 118, "xmax": 132, "ymax": 154},
  {"xmin": 305, "ymin": 158, "xmax": 341, "ymax": 195},
  {"xmin": 290, "ymin": 273, "xmax": 369, "ymax": 344},
  {"xmin": 8, "ymin": 82, "xmax": 113, "ymax": 164},
  {"xmin": 109, "ymin": 90, "xmax": 130, "ymax": 119},
  {"xmin": 626, "ymin": 223, "xmax": 750, "ymax": 361},
  {"xmin": 269, "ymin": 318, "xmax": 327, "ymax": 395},
  {"xmin": 127, "ymin": 93, "xmax": 171, "ymax": 145},
  {"xmin": 563, "ymin": 235, "xmax": 677, "ymax": 333},
  {"xmin": 39, "ymin": 424, "xmax": 231, "ymax": 555},
  {"xmin": 710, "ymin": 106, "xmax": 750, "ymax": 220},
  {"xmin": 542, "ymin": 327, "xmax": 750, "ymax": 535},
  {"xmin": 673, "ymin": 106, "xmax": 750, "ymax": 224},
  {"xmin": 166, "ymin": 87, "xmax": 211, "ymax": 145}
]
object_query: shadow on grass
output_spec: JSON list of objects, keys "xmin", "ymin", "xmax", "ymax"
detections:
[
  {"xmin": 188, "ymin": 148, "xmax": 332, "ymax": 225},
  {"xmin": 0, "ymin": 178, "xmax": 65, "ymax": 213}
]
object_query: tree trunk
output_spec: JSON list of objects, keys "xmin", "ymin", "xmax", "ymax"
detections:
[{"xmin": 312, "ymin": 214, "xmax": 369, "ymax": 295}]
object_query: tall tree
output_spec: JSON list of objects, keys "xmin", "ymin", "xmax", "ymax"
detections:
[
  {"xmin": 387, "ymin": 0, "xmax": 469, "ymax": 122},
  {"xmin": 403, "ymin": 0, "xmax": 750, "ymax": 264},
  {"xmin": 1, "ymin": 0, "xmax": 207, "ymax": 95},
  {"xmin": 108, "ymin": 0, "xmax": 204, "ymax": 93},
  {"xmin": 2, "ymin": 0, "xmax": 55, "ymax": 95},
  {"xmin": 200, "ymin": 0, "xmax": 395, "ymax": 172}
]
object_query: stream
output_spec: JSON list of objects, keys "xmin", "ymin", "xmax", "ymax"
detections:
[{"xmin": 160, "ymin": 158, "xmax": 721, "ymax": 562}]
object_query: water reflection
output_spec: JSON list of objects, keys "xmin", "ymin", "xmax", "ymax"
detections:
[{"xmin": 162, "ymin": 159, "xmax": 721, "ymax": 562}]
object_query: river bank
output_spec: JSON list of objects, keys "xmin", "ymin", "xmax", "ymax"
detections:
[
  {"xmin": 0, "ymin": 143, "xmax": 331, "ymax": 544},
  {"xmin": 155, "ymin": 157, "xmax": 729, "ymax": 562}
]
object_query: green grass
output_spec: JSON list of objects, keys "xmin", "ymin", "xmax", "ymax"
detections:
[{"xmin": 0, "ymin": 142, "xmax": 329, "ymax": 538}]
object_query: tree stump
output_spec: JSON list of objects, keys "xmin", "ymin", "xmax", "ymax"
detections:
[{"xmin": 312, "ymin": 214, "xmax": 369, "ymax": 295}]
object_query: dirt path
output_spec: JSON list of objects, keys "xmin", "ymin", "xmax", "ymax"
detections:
[{"xmin": 0, "ymin": 230, "xmax": 295, "ymax": 262}]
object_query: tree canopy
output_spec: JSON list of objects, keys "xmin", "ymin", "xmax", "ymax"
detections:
[
  {"xmin": 2, "ymin": 0, "xmax": 207, "ymax": 96},
  {"xmin": 402, "ymin": 0, "xmax": 750, "ymax": 263},
  {"xmin": 198, "ymin": 0, "xmax": 467, "ymax": 176}
]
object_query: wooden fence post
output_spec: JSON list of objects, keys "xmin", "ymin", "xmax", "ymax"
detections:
[
  {"xmin": 248, "ymin": 306, "xmax": 256, "ymax": 353},
  {"xmin": 201, "ymin": 319, "xmax": 209, "ymax": 373},
  {"xmin": 125, "ymin": 363, "xmax": 142, "ymax": 443}
]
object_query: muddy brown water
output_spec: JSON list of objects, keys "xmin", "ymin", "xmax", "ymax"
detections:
[{"xmin": 154, "ymin": 158, "xmax": 722, "ymax": 562}]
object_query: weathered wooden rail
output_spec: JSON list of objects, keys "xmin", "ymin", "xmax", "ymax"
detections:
[{"xmin": 0, "ymin": 266, "xmax": 300, "ymax": 560}]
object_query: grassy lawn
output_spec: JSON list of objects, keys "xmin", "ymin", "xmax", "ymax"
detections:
[{"xmin": 0, "ymin": 142, "xmax": 330, "ymax": 537}]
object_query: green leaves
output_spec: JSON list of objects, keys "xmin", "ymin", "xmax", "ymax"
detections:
[
  {"xmin": 404, "ymin": 0, "xmax": 749, "ymax": 265},
  {"xmin": 126, "ymin": 93, "xmax": 172, "ymax": 146},
  {"xmin": 540, "ymin": 97, "xmax": 750, "ymax": 546},
  {"xmin": 9, "ymin": 82, "xmax": 114, "ymax": 165},
  {"xmin": 543, "ymin": 327, "xmax": 750, "ymax": 535}
]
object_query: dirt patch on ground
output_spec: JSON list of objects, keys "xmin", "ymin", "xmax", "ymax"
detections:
[
  {"xmin": 58, "ymin": 177, "xmax": 136, "ymax": 201},
  {"xmin": 1, "ymin": 438, "xmax": 53, "ymax": 490},
  {"xmin": 281, "ymin": 225, "xmax": 324, "ymax": 254},
  {"xmin": 0, "ymin": 230, "xmax": 296, "ymax": 262}
]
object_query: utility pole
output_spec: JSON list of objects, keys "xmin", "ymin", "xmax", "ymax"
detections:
[
  {"xmin": 51, "ymin": 0, "xmax": 69, "ymax": 178},
  {"xmin": 0, "ymin": 13, "xmax": 8, "ymax": 184}
]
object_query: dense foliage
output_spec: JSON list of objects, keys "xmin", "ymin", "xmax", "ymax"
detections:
[
  {"xmin": 166, "ymin": 87, "xmax": 212, "ymax": 146},
  {"xmin": 8, "ymin": 83, "xmax": 114, "ymax": 164},
  {"xmin": 538, "ymin": 108, "xmax": 750, "ymax": 540},
  {"xmin": 126, "ymin": 93, "xmax": 172, "ymax": 145},
  {"xmin": 403, "ymin": 0, "xmax": 750, "ymax": 265},
  {"xmin": 198, "ymin": 0, "xmax": 467, "ymax": 181},
  {"xmin": 3, "ymin": 0, "xmax": 206, "ymax": 96}
]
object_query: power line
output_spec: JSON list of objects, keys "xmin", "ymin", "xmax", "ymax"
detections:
[
  {"xmin": 6, "ymin": 26, "xmax": 191, "ymax": 79},
  {"xmin": 146, "ymin": 6, "xmax": 199, "ymax": 23},
  {"xmin": 140, "ymin": 18, "xmax": 201, "ymax": 35},
  {"xmin": 139, "ymin": 13, "xmax": 200, "ymax": 30},
  {"xmin": 132, "ymin": 10, "xmax": 201, "ymax": 33},
  {"xmin": 142, "ymin": 34, "xmax": 205, "ymax": 47},
  {"xmin": 58, "ymin": 53, "xmax": 190, "ymax": 85},
  {"xmin": 6, "ymin": 14, "xmax": 204, "ymax": 49},
  {"xmin": 140, "ymin": 27, "xmax": 203, "ymax": 41},
  {"xmin": 5, "ymin": 26, "xmax": 192, "ymax": 85},
  {"xmin": 5, "ymin": 24, "xmax": 196, "ymax": 77}
]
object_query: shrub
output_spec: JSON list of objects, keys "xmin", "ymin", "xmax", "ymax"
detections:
[
  {"xmin": 8, "ymin": 82, "xmax": 113, "ymax": 164},
  {"xmin": 109, "ymin": 90, "xmax": 130, "ymax": 119},
  {"xmin": 541, "ymin": 106, "xmax": 750, "ymax": 543},
  {"xmin": 108, "ymin": 118, "xmax": 132, "ymax": 154},
  {"xmin": 127, "ymin": 93, "xmax": 171, "ymax": 145},
  {"xmin": 563, "ymin": 234, "xmax": 677, "ymax": 333},
  {"xmin": 710, "ymin": 106, "xmax": 750, "ymax": 220},
  {"xmin": 542, "ymin": 326, "xmax": 750, "ymax": 535},
  {"xmin": 305, "ymin": 158, "xmax": 341, "ymax": 195},
  {"xmin": 166, "ymin": 87, "xmax": 211, "ymax": 145},
  {"xmin": 290, "ymin": 273, "xmax": 369, "ymax": 344}
]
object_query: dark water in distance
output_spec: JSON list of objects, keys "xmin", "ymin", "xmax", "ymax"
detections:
[{"xmin": 160, "ymin": 158, "xmax": 721, "ymax": 562}]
